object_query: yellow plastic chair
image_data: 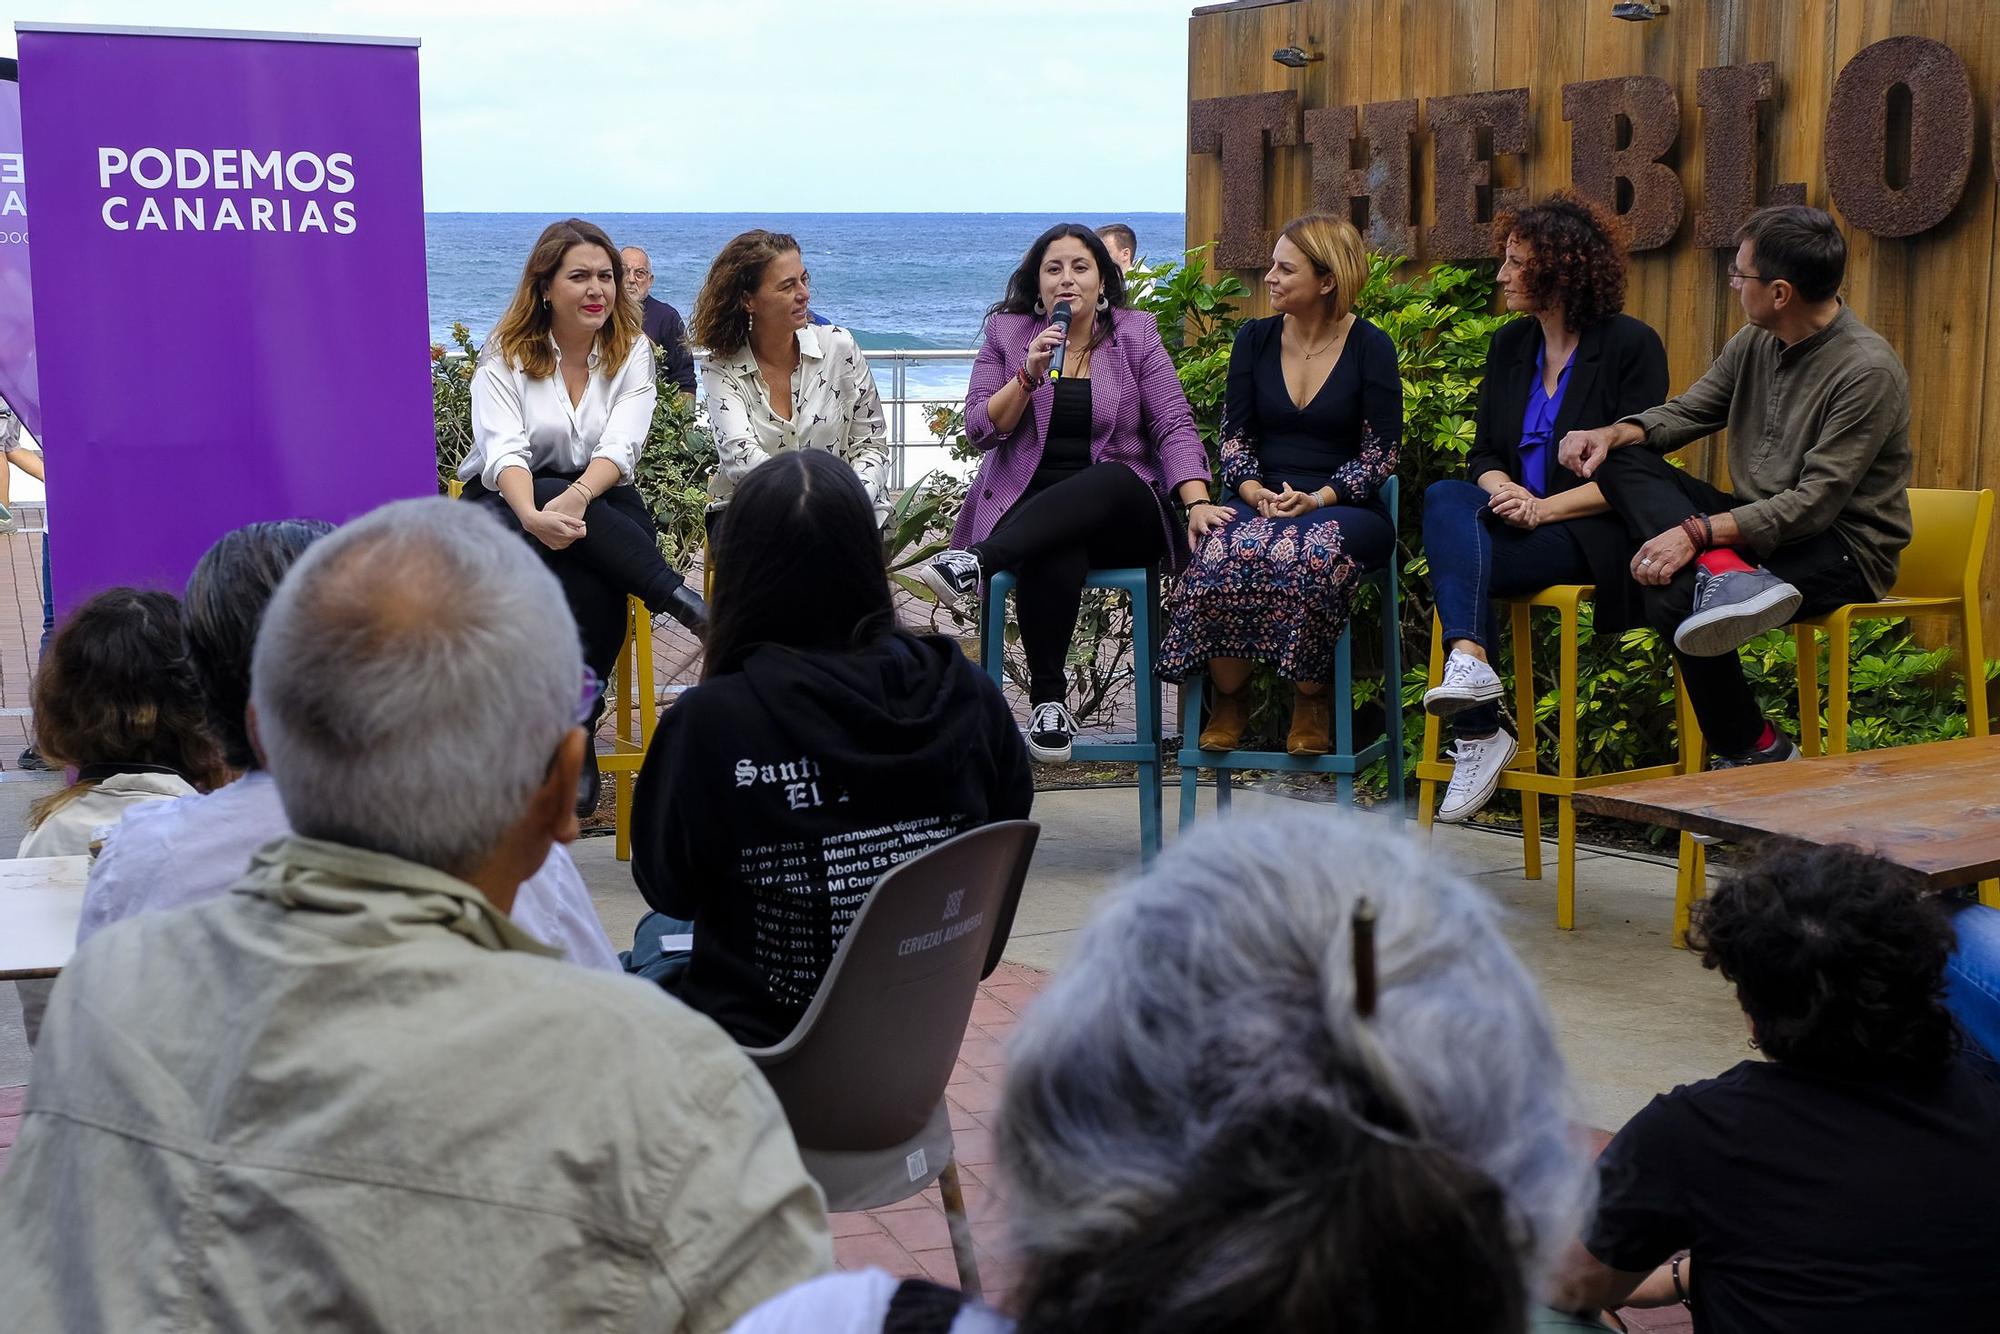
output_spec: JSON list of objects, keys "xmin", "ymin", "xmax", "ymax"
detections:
[
  {"xmin": 1794, "ymin": 487, "xmax": 1991, "ymax": 757},
  {"xmin": 1681, "ymin": 487, "xmax": 1997, "ymax": 914},
  {"xmin": 448, "ymin": 475, "xmax": 658, "ymax": 861},
  {"xmin": 1416, "ymin": 587, "xmax": 1699, "ymax": 931}
]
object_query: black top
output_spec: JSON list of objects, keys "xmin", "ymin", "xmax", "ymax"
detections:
[
  {"xmin": 641, "ymin": 295, "xmax": 697, "ymax": 395},
  {"xmin": 1466, "ymin": 312, "xmax": 1668, "ymax": 631},
  {"xmin": 1218, "ymin": 314, "xmax": 1402, "ymax": 506},
  {"xmin": 631, "ymin": 632, "xmax": 1033, "ymax": 1047},
  {"xmin": 1586, "ymin": 1057, "xmax": 2000, "ymax": 1330},
  {"xmin": 1031, "ymin": 377, "xmax": 1092, "ymax": 488}
]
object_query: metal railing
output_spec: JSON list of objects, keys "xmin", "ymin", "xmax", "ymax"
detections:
[{"xmin": 440, "ymin": 343, "xmax": 981, "ymax": 489}]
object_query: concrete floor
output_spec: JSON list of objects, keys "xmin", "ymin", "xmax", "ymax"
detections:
[{"xmin": 0, "ymin": 777, "xmax": 1747, "ymax": 1130}]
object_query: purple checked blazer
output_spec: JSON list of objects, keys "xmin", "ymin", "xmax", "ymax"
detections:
[{"xmin": 952, "ymin": 307, "xmax": 1212, "ymax": 572}]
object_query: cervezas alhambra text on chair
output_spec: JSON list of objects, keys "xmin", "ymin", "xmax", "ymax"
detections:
[{"xmin": 742, "ymin": 819, "xmax": 1041, "ymax": 1297}]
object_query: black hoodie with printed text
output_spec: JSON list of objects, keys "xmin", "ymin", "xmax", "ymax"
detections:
[{"xmin": 631, "ymin": 631, "xmax": 1033, "ymax": 1046}]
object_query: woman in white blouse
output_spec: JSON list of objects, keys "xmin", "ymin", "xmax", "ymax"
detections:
[
  {"xmin": 462, "ymin": 217, "xmax": 706, "ymax": 815},
  {"xmin": 691, "ymin": 230, "xmax": 891, "ymax": 529}
]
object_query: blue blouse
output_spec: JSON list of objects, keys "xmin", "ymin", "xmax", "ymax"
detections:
[{"xmin": 1518, "ymin": 347, "xmax": 1574, "ymax": 498}]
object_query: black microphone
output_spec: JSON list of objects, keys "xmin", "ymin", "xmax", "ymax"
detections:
[{"xmin": 1047, "ymin": 301, "xmax": 1074, "ymax": 380}]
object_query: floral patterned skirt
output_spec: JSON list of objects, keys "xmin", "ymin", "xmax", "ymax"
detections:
[{"xmin": 1157, "ymin": 498, "xmax": 1394, "ymax": 684}]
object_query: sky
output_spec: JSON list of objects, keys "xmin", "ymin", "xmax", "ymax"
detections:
[{"xmin": 3, "ymin": 0, "xmax": 1193, "ymax": 212}]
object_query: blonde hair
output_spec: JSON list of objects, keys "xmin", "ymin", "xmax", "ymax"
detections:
[
  {"xmin": 1278, "ymin": 213, "xmax": 1367, "ymax": 323},
  {"xmin": 487, "ymin": 218, "xmax": 640, "ymax": 381}
]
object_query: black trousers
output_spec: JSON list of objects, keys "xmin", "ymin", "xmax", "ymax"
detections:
[
  {"xmin": 1593, "ymin": 446, "xmax": 1873, "ymax": 755},
  {"xmin": 467, "ymin": 472, "xmax": 685, "ymax": 689},
  {"xmin": 973, "ymin": 461, "xmax": 1169, "ymax": 705}
]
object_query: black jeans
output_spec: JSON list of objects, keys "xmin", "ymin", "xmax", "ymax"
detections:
[
  {"xmin": 1593, "ymin": 447, "xmax": 1873, "ymax": 755},
  {"xmin": 467, "ymin": 472, "xmax": 685, "ymax": 687},
  {"xmin": 973, "ymin": 461, "xmax": 1168, "ymax": 705}
]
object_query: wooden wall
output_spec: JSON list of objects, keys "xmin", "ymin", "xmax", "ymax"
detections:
[{"xmin": 1187, "ymin": 0, "xmax": 2000, "ymax": 636}]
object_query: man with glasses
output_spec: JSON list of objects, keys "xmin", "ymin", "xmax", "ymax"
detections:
[
  {"xmin": 1558, "ymin": 205, "xmax": 1910, "ymax": 771},
  {"xmin": 621, "ymin": 244, "xmax": 697, "ymax": 397}
]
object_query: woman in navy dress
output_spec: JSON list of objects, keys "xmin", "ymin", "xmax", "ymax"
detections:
[{"xmin": 1158, "ymin": 214, "xmax": 1401, "ymax": 756}]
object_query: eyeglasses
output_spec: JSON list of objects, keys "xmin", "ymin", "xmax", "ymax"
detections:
[
  {"xmin": 1727, "ymin": 267, "xmax": 1770, "ymax": 285},
  {"xmin": 629, "ymin": 268, "xmax": 653, "ymax": 279},
  {"xmin": 1351, "ymin": 898, "xmax": 1378, "ymax": 1018}
]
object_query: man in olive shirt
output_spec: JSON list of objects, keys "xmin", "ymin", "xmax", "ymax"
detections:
[{"xmin": 1560, "ymin": 206, "xmax": 1911, "ymax": 765}]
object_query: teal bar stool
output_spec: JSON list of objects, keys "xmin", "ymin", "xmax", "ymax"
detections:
[
  {"xmin": 981, "ymin": 566, "xmax": 1164, "ymax": 863},
  {"xmin": 1175, "ymin": 475, "xmax": 1404, "ymax": 826}
]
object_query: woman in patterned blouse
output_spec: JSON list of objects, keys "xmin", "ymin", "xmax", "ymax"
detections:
[
  {"xmin": 692, "ymin": 231, "xmax": 892, "ymax": 529},
  {"xmin": 1156, "ymin": 214, "xmax": 1403, "ymax": 756}
]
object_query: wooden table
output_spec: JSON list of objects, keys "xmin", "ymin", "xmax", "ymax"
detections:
[
  {"xmin": 1573, "ymin": 734, "xmax": 2000, "ymax": 888},
  {"xmin": 0, "ymin": 855, "xmax": 88, "ymax": 980}
]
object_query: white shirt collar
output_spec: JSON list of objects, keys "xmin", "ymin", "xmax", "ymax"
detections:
[{"xmin": 547, "ymin": 333, "xmax": 603, "ymax": 371}]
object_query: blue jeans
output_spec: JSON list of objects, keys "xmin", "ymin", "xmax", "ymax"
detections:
[
  {"xmin": 623, "ymin": 909, "xmax": 695, "ymax": 990},
  {"xmin": 1422, "ymin": 480, "xmax": 1593, "ymax": 737},
  {"xmin": 1946, "ymin": 902, "xmax": 2000, "ymax": 1080}
]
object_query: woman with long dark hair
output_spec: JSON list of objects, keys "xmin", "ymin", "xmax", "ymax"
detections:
[
  {"xmin": 1420, "ymin": 193, "xmax": 1667, "ymax": 824},
  {"xmin": 461, "ymin": 217, "xmax": 707, "ymax": 817},
  {"xmin": 919, "ymin": 223, "xmax": 1216, "ymax": 762},
  {"xmin": 625, "ymin": 451, "xmax": 1031, "ymax": 1046}
]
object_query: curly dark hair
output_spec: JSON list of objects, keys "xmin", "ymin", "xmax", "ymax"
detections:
[
  {"xmin": 1491, "ymin": 191, "xmax": 1629, "ymax": 331},
  {"xmin": 689, "ymin": 229, "xmax": 801, "ymax": 358},
  {"xmin": 29, "ymin": 587, "xmax": 228, "ymax": 828},
  {"xmin": 1690, "ymin": 843, "xmax": 1958, "ymax": 1076}
]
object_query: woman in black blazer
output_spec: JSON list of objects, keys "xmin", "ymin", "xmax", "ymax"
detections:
[{"xmin": 1421, "ymin": 193, "xmax": 1667, "ymax": 823}]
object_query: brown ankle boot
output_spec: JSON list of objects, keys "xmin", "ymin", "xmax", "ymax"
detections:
[
  {"xmin": 1287, "ymin": 690, "xmax": 1331, "ymax": 756},
  {"xmin": 1198, "ymin": 682, "xmax": 1250, "ymax": 751}
]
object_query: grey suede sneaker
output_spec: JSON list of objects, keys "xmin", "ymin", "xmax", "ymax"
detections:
[
  {"xmin": 1673, "ymin": 566, "xmax": 1803, "ymax": 657},
  {"xmin": 1692, "ymin": 729, "xmax": 1802, "ymax": 843}
]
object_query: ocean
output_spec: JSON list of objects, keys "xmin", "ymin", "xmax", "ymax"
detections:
[{"xmin": 424, "ymin": 212, "xmax": 1186, "ymax": 354}]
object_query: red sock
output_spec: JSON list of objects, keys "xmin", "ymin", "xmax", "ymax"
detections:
[
  {"xmin": 1696, "ymin": 547, "xmax": 1754, "ymax": 576},
  {"xmin": 1752, "ymin": 722, "xmax": 1777, "ymax": 752}
]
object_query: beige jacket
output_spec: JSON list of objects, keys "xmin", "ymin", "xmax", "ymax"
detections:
[{"xmin": 0, "ymin": 835, "xmax": 830, "ymax": 1332}]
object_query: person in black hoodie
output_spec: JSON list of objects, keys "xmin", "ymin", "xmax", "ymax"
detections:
[{"xmin": 625, "ymin": 449, "xmax": 1034, "ymax": 1047}]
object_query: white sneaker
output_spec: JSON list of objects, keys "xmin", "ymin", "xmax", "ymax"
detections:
[
  {"xmin": 919, "ymin": 549, "xmax": 981, "ymax": 609},
  {"xmin": 1423, "ymin": 650, "xmax": 1504, "ymax": 717},
  {"xmin": 1025, "ymin": 701, "xmax": 1077, "ymax": 763},
  {"xmin": 1436, "ymin": 729, "xmax": 1518, "ymax": 823}
]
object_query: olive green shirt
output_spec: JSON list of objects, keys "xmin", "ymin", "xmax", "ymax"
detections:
[
  {"xmin": 1622, "ymin": 304, "xmax": 1912, "ymax": 598},
  {"xmin": 0, "ymin": 835, "xmax": 831, "ymax": 1332}
]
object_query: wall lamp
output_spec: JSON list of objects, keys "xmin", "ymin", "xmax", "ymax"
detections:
[{"xmin": 1272, "ymin": 45, "xmax": 1322, "ymax": 69}]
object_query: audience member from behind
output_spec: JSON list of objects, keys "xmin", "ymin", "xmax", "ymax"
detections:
[
  {"xmin": 623, "ymin": 244, "xmax": 697, "ymax": 396},
  {"xmin": 625, "ymin": 450, "xmax": 1032, "ymax": 1047},
  {"xmin": 0, "ymin": 499, "xmax": 830, "ymax": 1331},
  {"xmin": 18, "ymin": 587, "xmax": 226, "ymax": 857},
  {"xmin": 1556, "ymin": 843, "xmax": 2000, "ymax": 1326},
  {"xmin": 81, "ymin": 519, "xmax": 618, "ymax": 968},
  {"xmin": 734, "ymin": 808, "xmax": 1600, "ymax": 1333}
]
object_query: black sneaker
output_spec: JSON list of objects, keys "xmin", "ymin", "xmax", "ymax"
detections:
[
  {"xmin": 1025, "ymin": 701, "xmax": 1077, "ymax": 763},
  {"xmin": 1674, "ymin": 566, "xmax": 1803, "ymax": 657},
  {"xmin": 1694, "ymin": 730, "xmax": 1801, "ymax": 843},
  {"xmin": 919, "ymin": 549, "xmax": 981, "ymax": 609},
  {"xmin": 16, "ymin": 745, "xmax": 47, "ymax": 771}
]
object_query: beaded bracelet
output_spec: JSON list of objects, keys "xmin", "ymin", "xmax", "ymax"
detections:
[
  {"xmin": 1016, "ymin": 365, "xmax": 1044, "ymax": 394},
  {"xmin": 1678, "ymin": 513, "xmax": 1713, "ymax": 551}
]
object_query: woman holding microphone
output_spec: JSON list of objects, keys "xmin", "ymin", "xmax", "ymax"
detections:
[{"xmin": 920, "ymin": 223, "xmax": 1216, "ymax": 761}]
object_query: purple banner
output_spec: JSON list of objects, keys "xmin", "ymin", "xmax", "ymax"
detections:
[
  {"xmin": 18, "ymin": 26, "xmax": 433, "ymax": 613},
  {"xmin": 0, "ymin": 67, "xmax": 38, "ymax": 438}
]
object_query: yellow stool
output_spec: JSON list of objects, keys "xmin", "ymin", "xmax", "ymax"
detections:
[
  {"xmin": 1416, "ymin": 586, "xmax": 1699, "ymax": 932},
  {"xmin": 1681, "ymin": 487, "xmax": 1997, "ymax": 913},
  {"xmin": 448, "ymin": 474, "xmax": 661, "ymax": 861}
]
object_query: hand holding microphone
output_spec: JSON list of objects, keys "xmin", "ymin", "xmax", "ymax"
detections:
[
  {"xmin": 1046, "ymin": 301, "xmax": 1074, "ymax": 379},
  {"xmin": 1022, "ymin": 302, "xmax": 1073, "ymax": 386}
]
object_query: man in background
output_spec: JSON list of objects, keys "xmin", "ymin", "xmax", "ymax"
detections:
[
  {"xmin": 622, "ymin": 244, "xmax": 697, "ymax": 397},
  {"xmin": 1097, "ymin": 222, "xmax": 1139, "ymax": 274}
]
